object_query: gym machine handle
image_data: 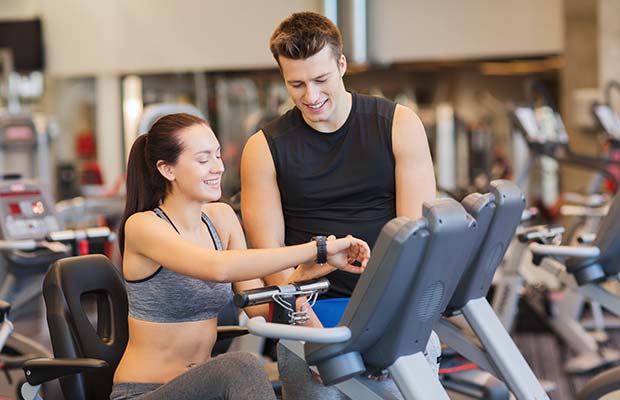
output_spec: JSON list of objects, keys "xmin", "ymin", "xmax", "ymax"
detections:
[
  {"xmin": 46, "ymin": 226, "xmax": 112, "ymax": 242},
  {"xmin": 517, "ymin": 225, "xmax": 565, "ymax": 243},
  {"xmin": 520, "ymin": 207, "xmax": 539, "ymax": 222},
  {"xmin": 0, "ymin": 300, "xmax": 9, "ymax": 323},
  {"xmin": 233, "ymin": 278, "xmax": 330, "ymax": 308},
  {"xmin": 563, "ymin": 192, "xmax": 608, "ymax": 208},
  {"xmin": 0, "ymin": 240, "xmax": 37, "ymax": 251},
  {"xmin": 247, "ymin": 316, "xmax": 351, "ymax": 343},
  {"xmin": 529, "ymin": 242, "xmax": 600, "ymax": 259},
  {"xmin": 560, "ymin": 204, "xmax": 608, "ymax": 218},
  {"xmin": 22, "ymin": 357, "xmax": 108, "ymax": 386},
  {"xmin": 0, "ymin": 227, "xmax": 114, "ymax": 252},
  {"xmin": 577, "ymin": 233, "xmax": 596, "ymax": 244}
]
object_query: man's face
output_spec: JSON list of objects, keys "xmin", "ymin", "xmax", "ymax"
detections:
[{"xmin": 278, "ymin": 46, "xmax": 347, "ymax": 129}]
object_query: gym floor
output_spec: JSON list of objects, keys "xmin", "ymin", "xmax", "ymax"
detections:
[{"xmin": 1, "ymin": 305, "xmax": 616, "ymax": 400}]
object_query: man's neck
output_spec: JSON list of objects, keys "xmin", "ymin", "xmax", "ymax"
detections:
[{"xmin": 303, "ymin": 91, "xmax": 353, "ymax": 133}]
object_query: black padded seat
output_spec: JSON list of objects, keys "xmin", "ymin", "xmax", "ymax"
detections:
[
  {"xmin": 40, "ymin": 254, "xmax": 247, "ymax": 400},
  {"xmin": 43, "ymin": 254, "xmax": 128, "ymax": 400}
]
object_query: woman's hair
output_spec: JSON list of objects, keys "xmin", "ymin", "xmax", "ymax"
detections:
[
  {"xmin": 118, "ymin": 113, "xmax": 208, "ymax": 256},
  {"xmin": 270, "ymin": 11, "xmax": 343, "ymax": 64}
]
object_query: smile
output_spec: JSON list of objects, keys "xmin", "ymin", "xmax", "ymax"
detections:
[{"xmin": 305, "ymin": 99, "xmax": 328, "ymax": 110}]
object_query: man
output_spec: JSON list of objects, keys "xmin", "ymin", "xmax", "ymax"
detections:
[
  {"xmin": 240, "ymin": 11, "xmax": 437, "ymax": 399},
  {"xmin": 241, "ymin": 11, "xmax": 435, "ymax": 300}
]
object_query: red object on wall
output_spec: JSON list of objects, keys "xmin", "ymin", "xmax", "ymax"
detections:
[
  {"xmin": 76, "ymin": 130, "xmax": 96, "ymax": 158},
  {"xmin": 81, "ymin": 161, "xmax": 103, "ymax": 185}
]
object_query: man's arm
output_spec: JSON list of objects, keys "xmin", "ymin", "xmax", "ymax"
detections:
[
  {"xmin": 392, "ymin": 105, "xmax": 436, "ymax": 220},
  {"xmin": 240, "ymin": 131, "xmax": 295, "ymax": 285}
]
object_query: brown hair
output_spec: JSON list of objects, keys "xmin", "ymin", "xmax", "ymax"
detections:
[
  {"xmin": 118, "ymin": 113, "xmax": 208, "ymax": 256},
  {"xmin": 270, "ymin": 12, "xmax": 343, "ymax": 63}
]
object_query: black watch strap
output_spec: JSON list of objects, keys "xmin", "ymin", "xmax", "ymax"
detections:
[{"xmin": 312, "ymin": 235, "xmax": 327, "ymax": 264}]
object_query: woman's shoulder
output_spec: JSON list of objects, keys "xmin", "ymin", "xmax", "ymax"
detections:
[
  {"xmin": 201, "ymin": 202, "xmax": 237, "ymax": 221},
  {"xmin": 124, "ymin": 210, "xmax": 175, "ymax": 254},
  {"xmin": 125, "ymin": 210, "xmax": 165, "ymax": 232},
  {"xmin": 201, "ymin": 202, "xmax": 240, "ymax": 244}
]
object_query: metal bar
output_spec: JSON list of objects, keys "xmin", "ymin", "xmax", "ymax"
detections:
[
  {"xmin": 434, "ymin": 318, "xmax": 500, "ymax": 376},
  {"xmin": 463, "ymin": 298, "xmax": 549, "ymax": 400},
  {"xmin": 388, "ymin": 352, "xmax": 450, "ymax": 400}
]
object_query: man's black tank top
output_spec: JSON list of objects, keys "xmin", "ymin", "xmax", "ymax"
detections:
[{"xmin": 263, "ymin": 92, "xmax": 397, "ymax": 298}]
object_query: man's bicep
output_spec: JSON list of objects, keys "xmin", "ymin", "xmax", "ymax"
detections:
[
  {"xmin": 392, "ymin": 106, "xmax": 436, "ymax": 220},
  {"xmin": 240, "ymin": 131, "xmax": 285, "ymax": 249},
  {"xmin": 395, "ymin": 155, "xmax": 436, "ymax": 220}
]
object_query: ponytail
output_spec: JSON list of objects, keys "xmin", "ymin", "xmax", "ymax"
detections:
[
  {"xmin": 119, "ymin": 134, "xmax": 153, "ymax": 256},
  {"xmin": 118, "ymin": 113, "xmax": 208, "ymax": 257}
]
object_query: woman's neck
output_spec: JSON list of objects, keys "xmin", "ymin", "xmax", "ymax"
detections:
[{"xmin": 159, "ymin": 195, "xmax": 204, "ymax": 233}]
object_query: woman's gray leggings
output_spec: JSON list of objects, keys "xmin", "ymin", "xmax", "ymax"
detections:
[{"xmin": 109, "ymin": 352, "xmax": 276, "ymax": 400}]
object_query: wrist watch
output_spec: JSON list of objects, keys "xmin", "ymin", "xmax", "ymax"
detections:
[{"xmin": 312, "ymin": 235, "xmax": 327, "ymax": 265}]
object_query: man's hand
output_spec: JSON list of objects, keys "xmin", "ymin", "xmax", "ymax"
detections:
[{"xmin": 325, "ymin": 234, "xmax": 370, "ymax": 273}]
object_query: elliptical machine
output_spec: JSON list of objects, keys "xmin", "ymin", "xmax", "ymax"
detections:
[
  {"xmin": 492, "ymin": 104, "xmax": 620, "ymax": 374},
  {"xmin": 0, "ymin": 178, "xmax": 112, "ymax": 399},
  {"xmin": 0, "ymin": 179, "xmax": 69, "ymax": 319}
]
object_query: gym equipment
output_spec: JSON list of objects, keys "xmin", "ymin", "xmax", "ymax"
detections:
[
  {"xmin": 0, "ymin": 299, "xmax": 54, "ymax": 400},
  {"xmin": 591, "ymin": 80, "xmax": 620, "ymax": 197},
  {"xmin": 529, "ymin": 190, "xmax": 620, "ymax": 309},
  {"xmin": 0, "ymin": 179, "xmax": 69, "ymax": 318},
  {"xmin": 55, "ymin": 194, "xmax": 124, "ymax": 231},
  {"xmin": 511, "ymin": 105, "xmax": 620, "ymax": 194},
  {"xmin": 0, "ymin": 179, "xmax": 113, "ymax": 318},
  {"xmin": 244, "ymin": 197, "xmax": 479, "ymax": 399},
  {"xmin": 137, "ymin": 103, "xmax": 205, "ymax": 135},
  {"xmin": 592, "ymin": 103, "xmax": 620, "ymax": 143},
  {"xmin": 18, "ymin": 183, "xmax": 549, "ymax": 400},
  {"xmin": 0, "ymin": 178, "xmax": 116, "ymax": 398},
  {"xmin": 576, "ymin": 364, "xmax": 620, "ymax": 399},
  {"xmin": 592, "ymin": 80, "xmax": 620, "ymax": 143},
  {"xmin": 525, "ymin": 191, "xmax": 620, "ymax": 372},
  {"xmin": 502, "ymin": 106, "xmax": 620, "ymax": 373},
  {"xmin": 0, "ymin": 114, "xmax": 51, "ymax": 187},
  {"xmin": 436, "ymin": 180, "xmax": 549, "ymax": 400},
  {"xmin": 238, "ymin": 181, "xmax": 547, "ymax": 400},
  {"xmin": 20, "ymin": 254, "xmax": 250, "ymax": 400},
  {"xmin": 527, "ymin": 191, "xmax": 620, "ymax": 397},
  {"xmin": 234, "ymin": 279, "xmax": 329, "ymax": 325},
  {"xmin": 492, "ymin": 222, "xmax": 620, "ymax": 374}
]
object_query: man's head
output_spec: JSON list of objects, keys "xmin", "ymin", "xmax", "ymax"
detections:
[
  {"xmin": 270, "ymin": 12, "xmax": 350, "ymax": 131},
  {"xmin": 269, "ymin": 12, "xmax": 343, "ymax": 65}
]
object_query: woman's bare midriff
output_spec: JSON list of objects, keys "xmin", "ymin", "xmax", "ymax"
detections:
[{"xmin": 114, "ymin": 316, "xmax": 218, "ymax": 384}]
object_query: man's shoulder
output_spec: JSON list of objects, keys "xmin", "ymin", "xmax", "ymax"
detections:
[
  {"xmin": 354, "ymin": 92, "xmax": 397, "ymax": 120},
  {"xmin": 262, "ymin": 107, "xmax": 301, "ymax": 140}
]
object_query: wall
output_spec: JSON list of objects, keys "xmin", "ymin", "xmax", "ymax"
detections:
[
  {"xmin": 560, "ymin": 0, "xmax": 599, "ymax": 194},
  {"xmin": 599, "ymin": 0, "xmax": 620, "ymax": 85},
  {"xmin": 368, "ymin": 0, "xmax": 563, "ymax": 63},
  {"xmin": 0, "ymin": 0, "xmax": 40, "ymax": 19},
  {"xmin": 3, "ymin": 0, "xmax": 565, "ymax": 77},
  {"xmin": 39, "ymin": 0, "xmax": 322, "ymax": 77}
]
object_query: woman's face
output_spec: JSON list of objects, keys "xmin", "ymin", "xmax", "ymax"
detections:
[{"xmin": 169, "ymin": 123, "xmax": 224, "ymax": 202}]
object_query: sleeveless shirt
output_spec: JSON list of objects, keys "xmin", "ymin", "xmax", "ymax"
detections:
[
  {"xmin": 125, "ymin": 207, "xmax": 233, "ymax": 322},
  {"xmin": 263, "ymin": 92, "xmax": 397, "ymax": 298}
]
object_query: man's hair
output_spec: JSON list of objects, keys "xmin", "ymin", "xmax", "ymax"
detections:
[{"xmin": 270, "ymin": 12, "xmax": 343, "ymax": 63}]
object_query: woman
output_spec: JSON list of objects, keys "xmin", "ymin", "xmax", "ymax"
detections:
[{"xmin": 110, "ymin": 113, "xmax": 369, "ymax": 400}]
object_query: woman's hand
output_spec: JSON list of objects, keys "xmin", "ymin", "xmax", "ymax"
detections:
[{"xmin": 325, "ymin": 235, "xmax": 370, "ymax": 273}]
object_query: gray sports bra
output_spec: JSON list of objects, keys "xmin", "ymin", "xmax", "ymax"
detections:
[{"xmin": 125, "ymin": 207, "xmax": 233, "ymax": 323}]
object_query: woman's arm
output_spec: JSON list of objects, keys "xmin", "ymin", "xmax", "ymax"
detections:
[
  {"xmin": 214, "ymin": 204, "xmax": 326, "ymax": 326},
  {"xmin": 125, "ymin": 208, "xmax": 368, "ymax": 284}
]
